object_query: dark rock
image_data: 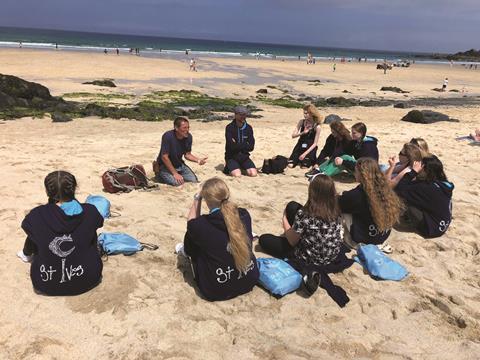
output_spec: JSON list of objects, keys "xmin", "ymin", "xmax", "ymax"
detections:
[
  {"xmin": 394, "ymin": 103, "xmax": 406, "ymax": 108},
  {"xmin": 401, "ymin": 110, "xmax": 460, "ymax": 124},
  {"xmin": 51, "ymin": 112, "xmax": 72, "ymax": 123},
  {"xmin": 432, "ymin": 88, "xmax": 444, "ymax": 92},
  {"xmin": 0, "ymin": 74, "xmax": 53, "ymax": 101},
  {"xmin": 0, "ymin": 91, "xmax": 16, "ymax": 107},
  {"xmin": 256, "ymin": 88, "xmax": 268, "ymax": 94},
  {"xmin": 324, "ymin": 114, "xmax": 342, "ymax": 124},
  {"xmin": 82, "ymin": 79, "xmax": 117, "ymax": 87},
  {"xmin": 342, "ymin": 90, "xmax": 351, "ymax": 94},
  {"xmin": 449, "ymin": 89, "xmax": 460, "ymax": 93},
  {"xmin": 380, "ymin": 86, "xmax": 409, "ymax": 93},
  {"xmin": 326, "ymin": 97, "xmax": 358, "ymax": 106}
]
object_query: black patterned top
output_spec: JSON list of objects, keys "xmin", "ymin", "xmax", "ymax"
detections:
[{"xmin": 292, "ymin": 209, "xmax": 343, "ymax": 266}]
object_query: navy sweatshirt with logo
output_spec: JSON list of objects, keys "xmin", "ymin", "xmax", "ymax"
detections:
[
  {"xmin": 184, "ymin": 208, "xmax": 259, "ymax": 301},
  {"xmin": 343, "ymin": 136, "xmax": 379, "ymax": 171},
  {"xmin": 21, "ymin": 203, "xmax": 104, "ymax": 296},
  {"xmin": 338, "ymin": 185, "xmax": 391, "ymax": 244},
  {"xmin": 225, "ymin": 121, "xmax": 255, "ymax": 162},
  {"xmin": 395, "ymin": 170, "xmax": 454, "ymax": 238}
]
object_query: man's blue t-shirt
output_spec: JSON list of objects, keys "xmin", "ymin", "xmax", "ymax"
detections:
[{"xmin": 157, "ymin": 130, "xmax": 192, "ymax": 168}]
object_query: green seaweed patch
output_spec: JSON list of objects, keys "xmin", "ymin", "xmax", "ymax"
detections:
[
  {"xmin": 62, "ymin": 92, "xmax": 135, "ymax": 100},
  {"xmin": 0, "ymin": 107, "xmax": 47, "ymax": 120}
]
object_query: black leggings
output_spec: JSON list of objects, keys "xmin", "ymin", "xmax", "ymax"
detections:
[{"xmin": 259, "ymin": 201, "xmax": 302, "ymax": 258}]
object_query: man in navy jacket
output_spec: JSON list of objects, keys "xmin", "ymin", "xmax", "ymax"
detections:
[{"xmin": 224, "ymin": 106, "xmax": 257, "ymax": 177}]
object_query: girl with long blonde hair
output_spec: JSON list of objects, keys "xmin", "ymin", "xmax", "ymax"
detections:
[
  {"xmin": 180, "ymin": 177, "xmax": 259, "ymax": 301},
  {"xmin": 339, "ymin": 158, "xmax": 404, "ymax": 246},
  {"xmin": 288, "ymin": 104, "xmax": 322, "ymax": 168}
]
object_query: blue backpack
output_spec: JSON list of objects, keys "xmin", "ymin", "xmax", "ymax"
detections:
[
  {"xmin": 354, "ymin": 244, "xmax": 408, "ymax": 281},
  {"xmin": 98, "ymin": 232, "xmax": 158, "ymax": 256},
  {"xmin": 257, "ymin": 258, "xmax": 302, "ymax": 296},
  {"xmin": 86, "ymin": 195, "xmax": 111, "ymax": 219}
]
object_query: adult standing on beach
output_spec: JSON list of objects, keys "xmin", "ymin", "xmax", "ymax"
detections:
[
  {"xmin": 224, "ymin": 106, "xmax": 257, "ymax": 177},
  {"xmin": 155, "ymin": 117, "xmax": 207, "ymax": 186}
]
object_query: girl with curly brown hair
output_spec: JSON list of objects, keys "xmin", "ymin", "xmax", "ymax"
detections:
[{"xmin": 339, "ymin": 158, "xmax": 404, "ymax": 246}]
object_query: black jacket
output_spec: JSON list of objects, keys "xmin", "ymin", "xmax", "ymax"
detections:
[
  {"xmin": 395, "ymin": 170, "xmax": 454, "ymax": 238},
  {"xmin": 225, "ymin": 121, "xmax": 255, "ymax": 162},
  {"xmin": 343, "ymin": 136, "xmax": 379, "ymax": 171},
  {"xmin": 339, "ymin": 185, "xmax": 391, "ymax": 244},
  {"xmin": 21, "ymin": 203, "xmax": 104, "ymax": 296},
  {"xmin": 184, "ymin": 208, "xmax": 259, "ymax": 301},
  {"xmin": 317, "ymin": 134, "xmax": 350, "ymax": 165}
]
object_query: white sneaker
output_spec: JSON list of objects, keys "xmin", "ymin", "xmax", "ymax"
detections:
[
  {"xmin": 17, "ymin": 250, "xmax": 32, "ymax": 263},
  {"xmin": 175, "ymin": 243, "xmax": 186, "ymax": 257}
]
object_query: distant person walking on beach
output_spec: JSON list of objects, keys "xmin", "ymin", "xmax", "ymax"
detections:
[
  {"xmin": 19, "ymin": 41, "xmax": 22, "ymax": 48},
  {"xmin": 116, "ymin": 48, "xmax": 119, "ymax": 55},
  {"xmin": 224, "ymin": 106, "xmax": 257, "ymax": 177},
  {"xmin": 104, "ymin": 49, "xmax": 108, "ymax": 55},
  {"xmin": 55, "ymin": 43, "xmax": 58, "ymax": 50},
  {"xmin": 442, "ymin": 77, "xmax": 449, "ymax": 91},
  {"xmin": 189, "ymin": 58, "xmax": 197, "ymax": 71},
  {"xmin": 154, "ymin": 117, "xmax": 207, "ymax": 186},
  {"xmin": 333, "ymin": 63, "xmax": 336, "ymax": 72}
]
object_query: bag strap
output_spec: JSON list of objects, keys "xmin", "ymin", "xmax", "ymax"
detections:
[{"xmin": 140, "ymin": 242, "xmax": 159, "ymax": 251}]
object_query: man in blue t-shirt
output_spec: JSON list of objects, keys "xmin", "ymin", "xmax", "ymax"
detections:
[{"xmin": 155, "ymin": 117, "xmax": 207, "ymax": 186}]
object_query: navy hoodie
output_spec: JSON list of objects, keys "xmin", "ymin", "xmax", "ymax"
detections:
[
  {"xmin": 343, "ymin": 136, "xmax": 379, "ymax": 171},
  {"xmin": 395, "ymin": 170, "xmax": 454, "ymax": 238},
  {"xmin": 339, "ymin": 185, "xmax": 391, "ymax": 244},
  {"xmin": 225, "ymin": 120, "xmax": 255, "ymax": 162},
  {"xmin": 184, "ymin": 208, "xmax": 259, "ymax": 301},
  {"xmin": 317, "ymin": 134, "xmax": 350, "ymax": 165},
  {"xmin": 21, "ymin": 203, "xmax": 104, "ymax": 296}
]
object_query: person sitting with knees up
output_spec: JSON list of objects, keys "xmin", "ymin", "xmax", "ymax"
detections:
[
  {"xmin": 179, "ymin": 177, "xmax": 259, "ymax": 301},
  {"xmin": 339, "ymin": 158, "xmax": 404, "ymax": 248},
  {"xmin": 155, "ymin": 117, "xmax": 207, "ymax": 186},
  {"xmin": 259, "ymin": 174, "xmax": 343, "ymax": 295},
  {"xmin": 288, "ymin": 104, "xmax": 322, "ymax": 168},
  {"xmin": 333, "ymin": 122, "xmax": 379, "ymax": 173},
  {"xmin": 305, "ymin": 120, "xmax": 351, "ymax": 178},
  {"xmin": 385, "ymin": 143, "xmax": 423, "ymax": 185},
  {"xmin": 394, "ymin": 155, "xmax": 454, "ymax": 238},
  {"xmin": 224, "ymin": 106, "xmax": 257, "ymax": 177},
  {"xmin": 18, "ymin": 171, "xmax": 104, "ymax": 296}
]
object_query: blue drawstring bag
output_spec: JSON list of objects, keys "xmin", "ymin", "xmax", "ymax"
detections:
[
  {"xmin": 86, "ymin": 195, "xmax": 111, "ymax": 219},
  {"xmin": 98, "ymin": 232, "xmax": 143, "ymax": 255},
  {"xmin": 354, "ymin": 244, "xmax": 408, "ymax": 281},
  {"xmin": 257, "ymin": 258, "xmax": 302, "ymax": 296}
]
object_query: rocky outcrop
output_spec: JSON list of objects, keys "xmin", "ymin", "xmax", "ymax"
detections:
[
  {"xmin": 82, "ymin": 79, "xmax": 116, "ymax": 87},
  {"xmin": 401, "ymin": 110, "xmax": 459, "ymax": 124}
]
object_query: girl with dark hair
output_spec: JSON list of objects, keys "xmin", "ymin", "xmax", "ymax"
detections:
[
  {"xmin": 288, "ymin": 104, "xmax": 322, "ymax": 168},
  {"xmin": 305, "ymin": 120, "xmax": 352, "ymax": 178},
  {"xmin": 179, "ymin": 177, "xmax": 259, "ymax": 301},
  {"xmin": 339, "ymin": 158, "xmax": 404, "ymax": 246},
  {"xmin": 259, "ymin": 174, "xmax": 343, "ymax": 293},
  {"xmin": 394, "ymin": 156, "xmax": 454, "ymax": 238},
  {"xmin": 18, "ymin": 171, "xmax": 104, "ymax": 296},
  {"xmin": 334, "ymin": 122, "xmax": 379, "ymax": 173}
]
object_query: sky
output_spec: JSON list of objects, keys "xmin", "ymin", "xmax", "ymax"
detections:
[{"xmin": 0, "ymin": 0, "xmax": 479, "ymax": 53}]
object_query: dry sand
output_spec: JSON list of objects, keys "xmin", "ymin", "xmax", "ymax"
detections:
[{"xmin": 0, "ymin": 49, "xmax": 479, "ymax": 359}]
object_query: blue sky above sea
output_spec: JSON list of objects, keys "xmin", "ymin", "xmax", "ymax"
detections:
[{"xmin": 0, "ymin": 0, "xmax": 478, "ymax": 53}]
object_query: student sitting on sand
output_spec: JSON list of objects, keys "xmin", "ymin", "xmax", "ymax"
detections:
[
  {"xmin": 409, "ymin": 137, "xmax": 431, "ymax": 157},
  {"xmin": 394, "ymin": 156, "xmax": 454, "ymax": 238},
  {"xmin": 18, "ymin": 171, "xmax": 104, "ymax": 296},
  {"xmin": 179, "ymin": 178, "xmax": 259, "ymax": 301},
  {"xmin": 385, "ymin": 143, "xmax": 423, "ymax": 185},
  {"xmin": 333, "ymin": 122, "xmax": 379, "ymax": 173},
  {"xmin": 259, "ymin": 174, "xmax": 343, "ymax": 294},
  {"xmin": 224, "ymin": 106, "xmax": 257, "ymax": 177},
  {"xmin": 339, "ymin": 158, "xmax": 404, "ymax": 247},
  {"xmin": 288, "ymin": 104, "xmax": 322, "ymax": 168},
  {"xmin": 155, "ymin": 117, "xmax": 207, "ymax": 186},
  {"xmin": 305, "ymin": 120, "xmax": 351, "ymax": 178}
]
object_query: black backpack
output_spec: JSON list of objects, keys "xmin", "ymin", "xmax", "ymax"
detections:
[{"xmin": 261, "ymin": 155, "xmax": 288, "ymax": 174}]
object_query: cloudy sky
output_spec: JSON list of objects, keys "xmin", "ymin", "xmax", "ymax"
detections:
[{"xmin": 1, "ymin": 0, "xmax": 478, "ymax": 52}]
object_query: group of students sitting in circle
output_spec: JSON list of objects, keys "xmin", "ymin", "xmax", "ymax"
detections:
[{"xmin": 18, "ymin": 103, "xmax": 454, "ymax": 301}]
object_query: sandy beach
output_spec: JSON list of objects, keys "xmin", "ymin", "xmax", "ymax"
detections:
[{"xmin": 1, "ymin": 49, "xmax": 479, "ymax": 359}]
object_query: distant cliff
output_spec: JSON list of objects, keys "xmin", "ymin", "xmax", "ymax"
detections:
[{"xmin": 414, "ymin": 49, "xmax": 480, "ymax": 61}]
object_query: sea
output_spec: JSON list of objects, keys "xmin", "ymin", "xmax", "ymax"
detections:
[{"xmin": 0, "ymin": 26, "xmax": 447, "ymax": 64}]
